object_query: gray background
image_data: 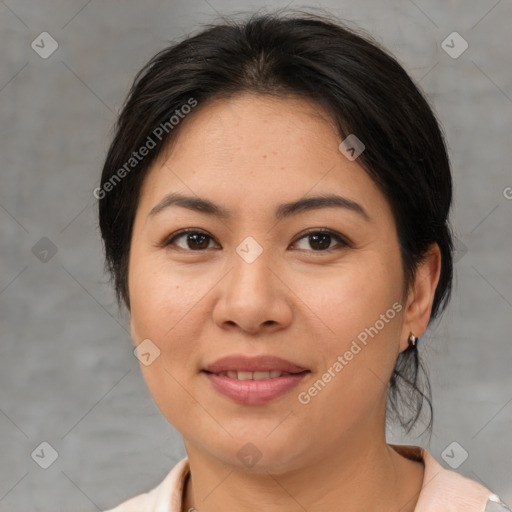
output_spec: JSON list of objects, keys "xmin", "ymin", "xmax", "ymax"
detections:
[{"xmin": 1, "ymin": 0, "xmax": 511, "ymax": 510}]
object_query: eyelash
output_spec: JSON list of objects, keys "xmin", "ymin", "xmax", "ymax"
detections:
[{"xmin": 158, "ymin": 228, "xmax": 352, "ymax": 253}]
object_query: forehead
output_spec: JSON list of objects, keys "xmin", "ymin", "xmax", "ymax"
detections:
[
  {"xmin": 193, "ymin": 93, "xmax": 337, "ymax": 150},
  {"xmin": 136, "ymin": 93, "xmax": 387, "ymax": 220}
]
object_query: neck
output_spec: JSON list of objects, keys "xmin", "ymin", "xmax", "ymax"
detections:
[{"xmin": 181, "ymin": 423, "xmax": 423, "ymax": 512}]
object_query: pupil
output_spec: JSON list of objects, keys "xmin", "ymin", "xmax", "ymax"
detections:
[
  {"xmin": 188, "ymin": 233, "xmax": 209, "ymax": 250},
  {"xmin": 310, "ymin": 233, "xmax": 331, "ymax": 250}
]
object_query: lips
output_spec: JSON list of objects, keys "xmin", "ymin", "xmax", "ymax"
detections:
[
  {"xmin": 202, "ymin": 355, "xmax": 310, "ymax": 405},
  {"xmin": 214, "ymin": 370, "xmax": 292, "ymax": 380},
  {"xmin": 203, "ymin": 354, "xmax": 309, "ymax": 375}
]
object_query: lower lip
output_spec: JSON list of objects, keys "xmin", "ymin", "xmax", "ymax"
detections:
[{"xmin": 202, "ymin": 371, "xmax": 309, "ymax": 405}]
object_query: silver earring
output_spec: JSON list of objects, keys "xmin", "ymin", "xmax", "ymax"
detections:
[{"xmin": 408, "ymin": 333, "xmax": 418, "ymax": 348}]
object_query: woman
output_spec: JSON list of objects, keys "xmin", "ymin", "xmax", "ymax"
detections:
[{"xmin": 98, "ymin": 11, "xmax": 509, "ymax": 512}]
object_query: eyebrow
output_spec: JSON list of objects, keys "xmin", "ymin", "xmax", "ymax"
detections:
[{"xmin": 147, "ymin": 192, "xmax": 370, "ymax": 222}]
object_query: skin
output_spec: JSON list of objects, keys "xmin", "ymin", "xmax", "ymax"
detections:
[{"xmin": 128, "ymin": 92, "xmax": 441, "ymax": 512}]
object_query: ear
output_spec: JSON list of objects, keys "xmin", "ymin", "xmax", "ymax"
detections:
[{"xmin": 400, "ymin": 243, "xmax": 442, "ymax": 352}]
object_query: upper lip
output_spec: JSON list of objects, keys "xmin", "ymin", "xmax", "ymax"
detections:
[{"xmin": 203, "ymin": 355, "xmax": 309, "ymax": 374}]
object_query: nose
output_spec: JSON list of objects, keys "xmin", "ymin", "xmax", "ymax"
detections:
[{"xmin": 212, "ymin": 247, "xmax": 293, "ymax": 335}]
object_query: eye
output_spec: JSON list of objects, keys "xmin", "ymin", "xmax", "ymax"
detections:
[
  {"xmin": 159, "ymin": 228, "xmax": 351, "ymax": 253},
  {"xmin": 291, "ymin": 229, "xmax": 350, "ymax": 252},
  {"xmin": 161, "ymin": 229, "xmax": 219, "ymax": 251}
]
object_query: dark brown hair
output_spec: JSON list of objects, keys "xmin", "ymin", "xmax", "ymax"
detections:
[{"xmin": 98, "ymin": 11, "xmax": 453, "ymax": 434}]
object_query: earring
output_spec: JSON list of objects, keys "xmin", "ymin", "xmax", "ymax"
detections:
[{"xmin": 408, "ymin": 333, "xmax": 418, "ymax": 348}]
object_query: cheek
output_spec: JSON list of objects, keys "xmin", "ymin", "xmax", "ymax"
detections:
[
  {"xmin": 129, "ymin": 255, "xmax": 205, "ymax": 343},
  {"xmin": 128, "ymin": 261, "xmax": 209, "ymax": 430},
  {"xmin": 296, "ymin": 253, "xmax": 403, "ymax": 406},
  {"xmin": 306, "ymin": 254, "xmax": 403, "ymax": 340}
]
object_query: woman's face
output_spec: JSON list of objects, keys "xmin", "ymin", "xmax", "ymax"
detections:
[{"xmin": 128, "ymin": 93, "xmax": 415, "ymax": 471}]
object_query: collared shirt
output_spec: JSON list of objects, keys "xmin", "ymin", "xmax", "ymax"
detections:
[{"xmin": 103, "ymin": 444, "xmax": 510, "ymax": 512}]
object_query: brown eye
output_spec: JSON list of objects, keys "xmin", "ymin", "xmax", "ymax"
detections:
[
  {"xmin": 183, "ymin": 232, "xmax": 211, "ymax": 250},
  {"xmin": 308, "ymin": 232, "xmax": 333, "ymax": 250},
  {"xmin": 162, "ymin": 230, "xmax": 217, "ymax": 251},
  {"xmin": 293, "ymin": 230, "xmax": 349, "ymax": 251}
]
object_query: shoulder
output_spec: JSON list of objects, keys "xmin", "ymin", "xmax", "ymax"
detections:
[
  {"xmin": 102, "ymin": 457, "xmax": 190, "ymax": 512},
  {"xmin": 390, "ymin": 444, "xmax": 509, "ymax": 512}
]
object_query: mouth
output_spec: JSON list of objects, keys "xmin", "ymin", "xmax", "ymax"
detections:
[
  {"xmin": 203, "ymin": 354, "xmax": 309, "ymax": 374},
  {"xmin": 201, "ymin": 354, "xmax": 310, "ymax": 405},
  {"xmin": 203, "ymin": 370, "xmax": 303, "ymax": 380}
]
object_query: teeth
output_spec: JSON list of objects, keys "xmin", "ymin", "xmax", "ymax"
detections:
[
  {"xmin": 254, "ymin": 371, "xmax": 272, "ymax": 380},
  {"xmin": 216, "ymin": 370, "xmax": 291, "ymax": 380}
]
